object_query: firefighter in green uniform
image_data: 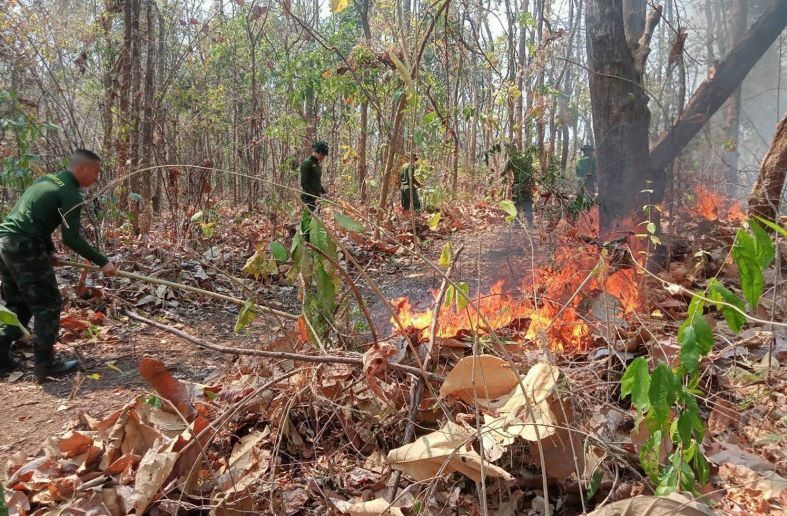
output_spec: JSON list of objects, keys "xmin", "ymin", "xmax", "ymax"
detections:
[
  {"xmin": 400, "ymin": 153, "xmax": 422, "ymax": 211},
  {"xmin": 0, "ymin": 150, "xmax": 117, "ymax": 381},
  {"xmin": 502, "ymin": 144, "xmax": 535, "ymax": 227},
  {"xmin": 576, "ymin": 144, "xmax": 597, "ymax": 197},
  {"xmin": 300, "ymin": 140, "xmax": 329, "ymax": 213}
]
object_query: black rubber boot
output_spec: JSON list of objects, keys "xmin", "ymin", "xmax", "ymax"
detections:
[
  {"xmin": 0, "ymin": 356, "xmax": 20, "ymax": 373},
  {"xmin": 34, "ymin": 358, "xmax": 80, "ymax": 382}
]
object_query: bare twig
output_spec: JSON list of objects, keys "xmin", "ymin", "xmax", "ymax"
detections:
[{"xmin": 123, "ymin": 309, "xmax": 444, "ymax": 382}]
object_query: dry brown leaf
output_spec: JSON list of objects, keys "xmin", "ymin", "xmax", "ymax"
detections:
[
  {"xmin": 133, "ymin": 448, "xmax": 178, "ymax": 514},
  {"xmin": 348, "ymin": 497, "xmax": 405, "ymax": 515},
  {"xmin": 482, "ymin": 362, "xmax": 563, "ymax": 444},
  {"xmin": 105, "ymin": 453, "xmax": 141, "ymax": 476},
  {"xmin": 282, "ymin": 488, "xmax": 309, "ymax": 515},
  {"xmin": 386, "ymin": 421, "xmax": 513, "ymax": 483},
  {"xmin": 57, "ymin": 431, "xmax": 95, "ymax": 458},
  {"xmin": 139, "ymin": 356, "xmax": 196, "ymax": 419},
  {"xmin": 719, "ymin": 463, "xmax": 787, "ymax": 501},
  {"xmin": 438, "ymin": 355, "xmax": 520, "ymax": 406},
  {"xmin": 588, "ymin": 492, "xmax": 714, "ymax": 515},
  {"xmin": 363, "ymin": 342, "xmax": 398, "ymax": 403},
  {"xmin": 707, "ymin": 398, "xmax": 739, "ymax": 435}
]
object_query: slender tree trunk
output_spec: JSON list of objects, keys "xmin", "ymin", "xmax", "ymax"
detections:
[
  {"xmin": 139, "ymin": 0, "xmax": 156, "ymax": 236},
  {"xmin": 722, "ymin": 0, "xmax": 749, "ymax": 196},
  {"xmin": 749, "ymin": 110, "xmax": 787, "ymax": 221},
  {"xmin": 586, "ymin": 0, "xmax": 656, "ymax": 234}
]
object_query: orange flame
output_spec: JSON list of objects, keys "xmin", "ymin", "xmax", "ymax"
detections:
[
  {"xmin": 392, "ymin": 211, "xmax": 644, "ymax": 352},
  {"xmin": 690, "ymin": 185, "xmax": 746, "ymax": 224}
]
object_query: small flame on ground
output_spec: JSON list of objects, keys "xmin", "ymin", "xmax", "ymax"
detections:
[{"xmin": 690, "ymin": 185, "xmax": 746, "ymax": 224}]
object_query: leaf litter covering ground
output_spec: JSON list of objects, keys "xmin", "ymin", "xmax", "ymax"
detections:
[{"xmin": 1, "ymin": 203, "xmax": 786, "ymax": 514}]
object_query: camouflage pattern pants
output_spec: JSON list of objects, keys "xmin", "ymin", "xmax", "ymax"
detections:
[{"xmin": 0, "ymin": 236, "xmax": 62, "ymax": 364}]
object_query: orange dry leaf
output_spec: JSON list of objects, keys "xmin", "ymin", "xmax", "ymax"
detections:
[
  {"xmin": 138, "ymin": 357, "xmax": 196, "ymax": 419},
  {"xmin": 362, "ymin": 342, "xmax": 398, "ymax": 404}
]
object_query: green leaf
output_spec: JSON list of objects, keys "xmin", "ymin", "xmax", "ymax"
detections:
[
  {"xmin": 270, "ymin": 241, "xmax": 289, "ymax": 263},
  {"xmin": 438, "ymin": 242, "xmax": 453, "ymax": 268},
  {"xmin": 750, "ymin": 219, "xmax": 776, "ymax": 270},
  {"xmin": 444, "ymin": 284, "xmax": 455, "ymax": 309},
  {"xmin": 0, "ymin": 305, "xmax": 29, "ymax": 336},
  {"xmin": 234, "ymin": 299, "xmax": 257, "ymax": 333},
  {"xmin": 428, "ymin": 212, "xmax": 441, "ymax": 231},
  {"xmin": 586, "ymin": 469, "xmax": 603, "ymax": 498},
  {"xmin": 242, "ymin": 249, "xmax": 278, "ymax": 280},
  {"xmin": 708, "ymin": 279, "xmax": 746, "ymax": 333},
  {"xmin": 334, "ymin": 212, "xmax": 365, "ymax": 233},
  {"xmin": 646, "ymin": 222, "xmax": 656, "ymax": 234},
  {"xmin": 675, "ymin": 411, "xmax": 694, "ymax": 446},
  {"xmin": 128, "ymin": 192, "xmax": 143, "ymax": 203},
  {"xmin": 693, "ymin": 316, "xmax": 713, "ymax": 355},
  {"xmin": 499, "ymin": 200, "xmax": 517, "ymax": 223},
  {"xmin": 330, "ymin": 0, "xmax": 349, "ymax": 13},
  {"xmin": 621, "ymin": 357, "xmax": 651, "ymax": 419},
  {"xmin": 754, "ymin": 215, "xmax": 787, "ymax": 237},
  {"xmin": 190, "ymin": 210, "xmax": 204, "ymax": 223},
  {"xmin": 315, "ymin": 261, "xmax": 337, "ymax": 313},
  {"xmin": 649, "ymin": 363, "xmax": 677, "ymax": 430},
  {"xmin": 640, "ymin": 429, "xmax": 663, "ymax": 482},
  {"xmin": 678, "ymin": 322, "xmax": 700, "ymax": 375},
  {"xmin": 455, "ymin": 281, "xmax": 470, "ymax": 311},
  {"xmin": 309, "ymin": 217, "xmax": 330, "ymax": 255},
  {"xmin": 733, "ymin": 228, "xmax": 764, "ymax": 310},
  {"xmin": 693, "ymin": 448, "xmax": 710, "ymax": 485}
]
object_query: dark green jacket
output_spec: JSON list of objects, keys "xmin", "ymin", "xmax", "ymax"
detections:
[
  {"xmin": 0, "ymin": 171, "xmax": 108, "ymax": 266},
  {"xmin": 300, "ymin": 155, "xmax": 326, "ymax": 199},
  {"xmin": 576, "ymin": 156, "xmax": 596, "ymax": 178},
  {"xmin": 400, "ymin": 164, "xmax": 422, "ymax": 189}
]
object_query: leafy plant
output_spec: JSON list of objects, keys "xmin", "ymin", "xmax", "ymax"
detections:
[{"xmin": 621, "ymin": 218, "xmax": 779, "ymax": 496}]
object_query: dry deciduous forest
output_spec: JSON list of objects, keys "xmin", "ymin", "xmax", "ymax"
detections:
[{"xmin": 1, "ymin": 0, "xmax": 786, "ymax": 514}]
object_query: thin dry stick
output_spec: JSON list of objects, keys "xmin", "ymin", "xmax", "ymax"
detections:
[
  {"xmin": 388, "ymin": 245, "xmax": 464, "ymax": 501},
  {"xmin": 123, "ymin": 309, "xmax": 444, "ymax": 382},
  {"xmin": 64, "ymin": 260, "xmax": 299, "ymax": 320}
]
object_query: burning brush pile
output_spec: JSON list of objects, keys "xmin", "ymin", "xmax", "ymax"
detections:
[{"xmin": 392, "ymin": 209, "xmax": 644, "ymax": 353}]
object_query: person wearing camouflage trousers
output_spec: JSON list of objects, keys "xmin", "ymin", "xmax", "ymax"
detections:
[{"xmin": 0, "ymin": 150, "xmax": 117, "ymax": 381}]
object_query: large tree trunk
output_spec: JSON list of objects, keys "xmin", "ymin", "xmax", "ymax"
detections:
[
  {"xmin": 749, "ymin": 110, "xmax": 787, "ymax": 221},
  {"xmin": 650, "ymin": 0, "xmax": 787, "ymax": 175},
  {"xmin": 586, "ymin": 0, "xmax": 656, "ymax": 234}
]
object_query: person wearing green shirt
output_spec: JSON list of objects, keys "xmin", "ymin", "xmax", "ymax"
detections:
[
  {"xmin": 0, "ymin": 149, "xmax": 117, "ymax": 381},
  {"xmin": 502, "ymin": 144, "xmax": 535, "ymax": 227},
  {"xmin": 400, "ymin": 153, "xmax": 422, "ymax": 211},
  {"xmin": 300, "ymin": 140, "xmax": 329, "ymax": 213},
  {"xmin": 576, "ymin": 144, "xmax": 597, "ymax": 197}
]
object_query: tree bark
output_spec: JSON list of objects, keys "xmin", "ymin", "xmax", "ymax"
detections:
[
  {"xmin": 650, "ymin": 0, "xmax": 787, "ymax": 175},
  {"xmin": 586, "ymin": 0, "xmax": 655, "ymax": 234},
  {"xmin": 749, "ymin": 110, "xmax": 787, "ymax": 221},
  {"xmin": 722, "ymin": 0, "xmax": 748, "ymax": 195}
]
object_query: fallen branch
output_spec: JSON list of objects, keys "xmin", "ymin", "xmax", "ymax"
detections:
[
  {"xmin": 123, "ymin": 309, "xmax": 444, "ymax": 382},
  {"xmin": 64, "ymin": 260, "xmax": 299, "ymax": 320}
]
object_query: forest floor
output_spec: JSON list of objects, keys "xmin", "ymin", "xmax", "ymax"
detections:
[
  {"xmin": 0, "ymin": 204, "xmax": 527, "ymax": 456},
  {"xmin": 1, "ymin": 202, "xmax": 786, "ymax": 515}
]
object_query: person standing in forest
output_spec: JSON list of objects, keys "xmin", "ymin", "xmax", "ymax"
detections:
[
  {"xmin": 0, "ymin": 149, "xmax": 117, "ymax": 381},
  {"xmin": 300, "ymin": 140, "xmax": 329, "ymax": 213},
  {"xmin": 400, "ymin": 153, "xmax": 423, "ymax": 212},
  {"xmin": 576, "ymin": 144, "xmax": 597, "ymax": 198},
  {"xmin": 502, "ymin": 144, "xmax": 536, "ymax": 228}
]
